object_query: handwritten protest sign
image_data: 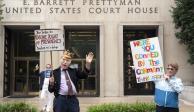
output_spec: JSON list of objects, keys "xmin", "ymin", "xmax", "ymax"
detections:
[
  {"xmin": 130, "ymin": 37, "xmax": 164, "ymax": 83},
  {"xmin": 34, "ymin": 29, "xmax": 64, "ymax": 51}
]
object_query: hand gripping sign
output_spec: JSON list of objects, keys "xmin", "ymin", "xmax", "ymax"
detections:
[{"xmin": 34, "ymin": 29, "xmax": 65, "ymax": 84}]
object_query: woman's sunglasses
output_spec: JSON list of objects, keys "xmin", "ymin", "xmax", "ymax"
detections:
[{"xmin": 167, "ymin": 68, "xmax": 175, "ymax": 71}]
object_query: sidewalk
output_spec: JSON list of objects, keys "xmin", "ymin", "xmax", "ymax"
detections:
[{"xmin": 1, "ymin": 96, "xmax": 194, "ymax": 112}]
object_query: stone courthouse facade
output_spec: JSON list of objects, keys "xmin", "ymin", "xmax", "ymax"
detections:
[{"xmin": 0, "ymin": 0, "xmax": 194, "ymax": 103}]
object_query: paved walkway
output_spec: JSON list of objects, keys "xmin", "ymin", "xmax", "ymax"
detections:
[{"xmin": 0, "ymin": 96, "xmax": 194, "ymax": 112}]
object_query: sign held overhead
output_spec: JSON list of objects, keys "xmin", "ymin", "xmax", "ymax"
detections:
[{"xmin": 34, "ymin": 29, "xmax": 64, "ymax": 51}]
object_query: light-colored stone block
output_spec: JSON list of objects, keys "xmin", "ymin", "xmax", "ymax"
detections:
[{"xmin": 180, "ymin": 86, "xmax": 194, "ymax": 103}]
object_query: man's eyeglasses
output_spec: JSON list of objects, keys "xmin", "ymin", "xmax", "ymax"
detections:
[{"xmin": 167, "ymin": 68, "xmax": 175, "ymax": 71}]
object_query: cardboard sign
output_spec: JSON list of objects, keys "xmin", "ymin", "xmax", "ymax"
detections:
[
  {"xmin": 34, "ymin": 29, "xmax": 64, "ymax": 51},
  {"xmin": 130, "ymin": 37, "xmax": 164, "ymax": 83}
]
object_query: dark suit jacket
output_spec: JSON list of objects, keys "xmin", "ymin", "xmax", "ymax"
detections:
[{"xmin": 48, "ymin": 67, "xmax": 89, "ymax": 97}]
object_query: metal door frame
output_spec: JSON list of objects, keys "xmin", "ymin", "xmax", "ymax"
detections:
[
  {"xmin": 123, "ymin": 26, "xmax": 158, "ymax": 95},
  {"xmin": 64, "ymin": 26, "xmax": 100, "ymax": 96},
  {"xmin": 11, "ymin": 57, "xmax": 39, "ymax": 96}
]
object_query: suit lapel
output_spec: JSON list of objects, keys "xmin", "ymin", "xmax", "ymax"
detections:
[{"xmin": 56, "ymin": 68, "xmax": 61, "ymax": 83}]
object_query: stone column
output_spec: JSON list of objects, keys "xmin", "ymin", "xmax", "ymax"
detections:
[
  {"xmin": 104, "ymin": 21, "xmax": 120, "ymax": 96},
  {"xmin": 0, "ymin": 25, "xmax": 4, "ymax": 97}
]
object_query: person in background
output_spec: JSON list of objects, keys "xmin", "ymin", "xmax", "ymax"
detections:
[
  {"xmin": 48, "ymin": 50, "xmax": 94, "ymax": 112},
  {"xmin": 37, "ymin": 64, "xmax": 54, "ymax": 112},
  {"xmin": 154, "ymin": 63, "xmax": 184, "ymax": 112}
]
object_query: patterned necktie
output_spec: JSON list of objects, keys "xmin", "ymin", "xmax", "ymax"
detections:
[{"xmin": 64, "ymin": 70, "xmax": 73, "ymax": 95}]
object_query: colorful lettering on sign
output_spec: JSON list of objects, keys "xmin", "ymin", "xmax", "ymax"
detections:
[
  {"xmin": 135, "ymin": 67, "xmax": 164, "ymax": 75},
  {"xmin": 132, "ymin": 39, "xmax": 150, "ymax": 47},
  {"xmin": 151, "ymin": 74, "xmax": 164, "ymax": 81},
  {"xmin": 142, "ymin": 44, "xmax": 155, "ymax": 52},
  {"xmin": 135, "ymin": 52, "xmax": 159, "ymax": 60},
  {"xmin": 130, "ymin": 37, "xmax": 164, "ymax": 83},
  {"xmin": 136, "ymin": 76, "xmax": 150, "ymax": 83}
]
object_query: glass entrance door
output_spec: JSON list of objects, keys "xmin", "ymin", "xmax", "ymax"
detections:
[
  {"xmin": 5, "ymin": 26, "xmax": 40, "ymax": 97},
  {"xmin": 14, "ymin": 59, "xmax": 39, "ymax": 96},
  {"xmin": 64, "ymin": 26, "xmax": 99, "ymax": 96},
  {"xmin": 123, "ymin": 26, "xmax": 157, "ymax": 95}
]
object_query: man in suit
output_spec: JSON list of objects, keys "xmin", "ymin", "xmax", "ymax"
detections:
[{"xmin": 48, "ymin": 50, "xmax": 94, "ymax": 112}]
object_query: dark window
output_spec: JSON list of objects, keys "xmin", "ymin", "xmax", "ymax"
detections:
[
  {"xmin": 13, "ymin": 29, "xmax": 38, "ymax": 57},
  {"xmin": 64, "ymin": 26, "xmax": 99, "ymax": 96},
  {"xmin": 4, "ymin": 26, "xmax": 39, "ymax": 97},
  {"xmin": 123, "ymin": 26, "xmax": 158, "ymax": 95}
]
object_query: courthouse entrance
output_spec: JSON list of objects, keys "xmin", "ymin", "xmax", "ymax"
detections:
[
  {"xmin": 123, "ymin": 26, "xmax": 158, "ymax": 95},
  {"xmin": 4, "ymin": 26, "xmax": 40, "ymax": 97},
  {"xmin": 64, "ymin": 26, "xmax": 99, "ymax": 96}
]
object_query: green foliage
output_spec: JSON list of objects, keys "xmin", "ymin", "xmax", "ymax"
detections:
[
  {"xmin": 87, "ymin": 102, "xmax": 155, "ymax": 112},
  {"xmin": 171, "ymin": 0, "xmax": 194, "ymax": 64},
  {"xmin": 0, "ymin": 102, "xmax": 38, "ymax": 112}
]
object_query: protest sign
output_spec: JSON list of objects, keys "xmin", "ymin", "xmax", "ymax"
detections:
[
  {"xmin": 34, "ymin": 29, "xmax": 64, "ymax": 51},
  {"xmin": 130, "ymin": 37, "xmax": 164, "ymax": 83}
]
